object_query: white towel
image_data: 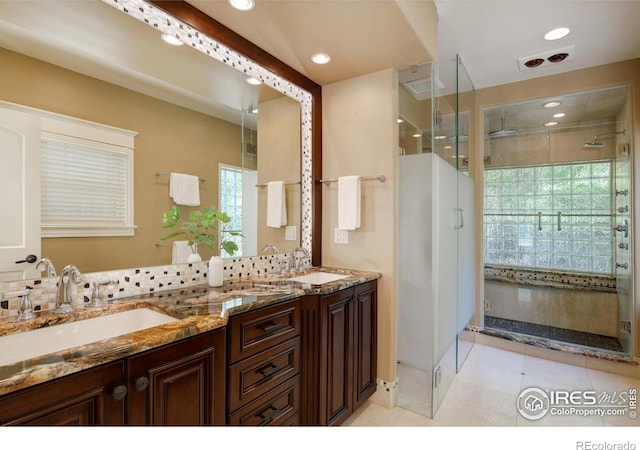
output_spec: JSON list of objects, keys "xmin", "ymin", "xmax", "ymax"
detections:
[
  {"xmin": 170, "ymin": 172, "xmax": 200, "ymax": 206},
  {"xmin": 266, "ymin": 181, "xmax": 287, "ymax": 228},
  {"xmin": 338, "ymin": 175, "xmax": 361, "ymax": 230},
  {"xmin": 171, "ymin": 240, "xmax": 192, "ymax": 264}
]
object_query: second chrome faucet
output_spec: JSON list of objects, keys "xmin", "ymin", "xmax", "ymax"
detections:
[{"xmin": 55, "ymin": 265, "xmax": 84, "ymax": 313}]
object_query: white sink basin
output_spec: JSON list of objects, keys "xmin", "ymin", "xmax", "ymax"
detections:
[
  {"xmin": 288, "ymin": 272, "xmax": 349, "ymax": 285},
  {"xmin": 0, "ymin": 308, "xmax": 178, "ymax": 367}
]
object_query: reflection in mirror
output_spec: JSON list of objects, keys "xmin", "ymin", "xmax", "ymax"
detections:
[{"xmin": 0, "ymin": 0, "xmax": 309, "ymax": 281}]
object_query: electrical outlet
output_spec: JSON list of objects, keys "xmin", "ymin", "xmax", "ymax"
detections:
[
  {"xmin": 484, "ymin": 299, "xmax": 491, "ymax": 312},
  {"xmin": 285, "ymin": 226, "xmax": 297, "ymax": 241},
  {"xmin": 334, "ymin": 228, "xmax": 349, "ymax": 245}
]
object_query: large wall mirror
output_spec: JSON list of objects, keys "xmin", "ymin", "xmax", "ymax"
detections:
[{"xmin": 0, "ymin": 0, "xmax": 320, "ymax": 281}]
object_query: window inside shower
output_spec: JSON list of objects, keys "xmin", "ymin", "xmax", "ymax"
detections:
[{"xmin": 482, "ymin": 85, "xmax": 632, "ymax": 355}]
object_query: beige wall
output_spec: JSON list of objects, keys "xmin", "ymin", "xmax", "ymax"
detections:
[
  {"xmin": 257, "ymin": 96, "xmax": 301, "ymax": 254},
  {"xmin": 322, "ymin": 69, "xmax": 397, "ymax": 382},
  {"xmin": 0, "ymin": 47, "xmax": 242, "ymax": 273},
  {"xmin": 472, "ymin": 58, "xmax": 640, "ymax": 357}
]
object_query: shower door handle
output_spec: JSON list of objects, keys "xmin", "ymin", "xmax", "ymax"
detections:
[
  {"xmin": 454, "ymin": 208, "xmax": 464, "ymax": 229},
  {"xmin": 616, "ymin": 263, "xmax": 628, "ymax": 270}
]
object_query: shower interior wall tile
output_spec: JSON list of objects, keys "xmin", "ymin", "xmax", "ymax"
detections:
[
  {"xmin": 485, "ymin": 281, "xmax": 550, "ymax": 326},
  {"xmin": 486, "ymin": 280, "xmax": 619, "ymax": 337},
  {"xmin": 546, "ymin": 289, "xmax": 617, "ymax": 336}
]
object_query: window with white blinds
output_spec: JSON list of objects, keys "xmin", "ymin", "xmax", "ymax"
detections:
[{"xmin": 41, "ymin": 132, "xmax": 135, "ymax": 237}]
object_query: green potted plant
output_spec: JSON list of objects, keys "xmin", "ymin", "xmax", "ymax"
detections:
[{"xmin": 160, "ymin": 205, "xmax": 240, "ymax": 260}]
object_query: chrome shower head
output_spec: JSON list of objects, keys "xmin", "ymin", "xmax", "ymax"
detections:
[
  {"xmin": 583, "ymin": 138, "xmax": 604, "ymax": 149},
  {"xmin": 488, "ymin": 115, "xmax": 517, "ymax": 138},
  {"xmin": 583, "ymin": 129, "xmax": 625, "ymax": 149}
]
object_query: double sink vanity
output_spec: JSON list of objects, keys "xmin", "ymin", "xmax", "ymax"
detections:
[{"xmin": 0, "ymin": 267, "xmax": 379, "ymax": 426}]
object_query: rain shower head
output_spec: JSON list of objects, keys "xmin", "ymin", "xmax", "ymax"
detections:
[
  {"xmin": 488, "ymin": 115, "xmax": 517, "ymax": 138},
  {"xmin": 583, "ymin": 129, "xmax": 626, "ymax": 149},
  {"xmin": 583, "ymin": 138, "xmax": 604, "ymax": 149}
]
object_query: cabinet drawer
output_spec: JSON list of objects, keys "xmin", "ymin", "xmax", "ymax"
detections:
[
  {"xmin": 227, "ymin": 375, "xmax": 300, "ymax": 426},
  {"xmin": 228, "ymin": 299, "xmax": 301, "ymax": 363},
  {"xmin": 228, "ymin": 337, "xmax": 300, "ymax": 412}
]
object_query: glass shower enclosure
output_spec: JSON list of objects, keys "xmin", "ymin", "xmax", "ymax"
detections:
[{"xmin": 396, "ymin": 55, "xmax": 476, "ymax": 418}]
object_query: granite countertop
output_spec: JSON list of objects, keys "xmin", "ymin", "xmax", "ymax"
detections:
[{"xmin": 0, "ymin": 267, "xmax": 380, "ymax": 396}]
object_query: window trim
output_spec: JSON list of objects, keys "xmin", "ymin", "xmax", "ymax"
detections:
[{"xmin": 40, "ymin": 115, "xmax": 136, "ymax": 238}]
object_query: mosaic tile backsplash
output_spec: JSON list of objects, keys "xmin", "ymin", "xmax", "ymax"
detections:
[
  {"xmin": 0, "ymin": 254, "xmax": 292, "ymax": 319},
  {"xmin": 484, "ymin": 265, "xmax": 617, "ymax": 292}
]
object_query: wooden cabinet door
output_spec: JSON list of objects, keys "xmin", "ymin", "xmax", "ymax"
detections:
[
  {"xmin": 318, "ymin": 287, "xmax": 354, "ymax": 426},
  {"xmin": 353, "ymin": 281, "xmax": 377, "ymax": 410},
  {"xmin": 0, "ymin": 361, "xmax": 125, "ymax": 425},
  {"xmin": 127, "ymin": 329, "xmax": 226, "ymax": 425}
]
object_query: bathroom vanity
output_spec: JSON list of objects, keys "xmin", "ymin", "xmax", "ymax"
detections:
[{"xmin": 0, "ymin": 268, "xmax": 379, "ymax": 426}]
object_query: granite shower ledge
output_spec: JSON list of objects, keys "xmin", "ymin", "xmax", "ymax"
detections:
[
  {"xmin": 0, "ymin": 267, "xmax": 380, "ymax": 397},
  {"xmin": 484, "ymin": 265, "xmax": 617, "ymax": 292}
]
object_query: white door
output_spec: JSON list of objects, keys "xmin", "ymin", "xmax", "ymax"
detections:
[{"xmin": 0, "ymin": 106, "xmax": 41, "ymax": 281}]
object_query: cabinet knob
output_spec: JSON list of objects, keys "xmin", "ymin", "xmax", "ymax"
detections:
[
  {"xmin": 112, "ymin": 384, "xmax": 128, "ymax": 401},
  {"xmin": 135, "ymin": 376, "xmax": 149, "ymax": 392}
]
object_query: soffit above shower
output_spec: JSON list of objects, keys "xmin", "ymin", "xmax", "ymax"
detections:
[{"xmin": 484, "ymin": 86, "xmax": 629, "ymax": 136}]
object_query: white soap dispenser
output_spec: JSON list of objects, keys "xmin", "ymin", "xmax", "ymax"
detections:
[{"xmin": 208, "ymin": 255, "xmax": 223, "ymax": 287}]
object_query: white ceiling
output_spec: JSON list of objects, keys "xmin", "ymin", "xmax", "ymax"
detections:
[
  {"xmin": 1, "ymin": 0, "xmax": 638, "ymax": 130},
  {"xmin": 187, "ymin": 0, "xmax": 640, "ymax": 90}
]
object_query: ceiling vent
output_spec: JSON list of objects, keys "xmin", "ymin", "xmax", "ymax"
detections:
[{"xmin": 517, "ymin": 45, "xmax": 575, "ymax": 72}]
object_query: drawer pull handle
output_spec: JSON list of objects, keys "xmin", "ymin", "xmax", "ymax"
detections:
[
  {"xmin": 258, "ymin": 363, "xmax": 280, "ymax": 378},
  {"xmin": 260, "ymin": 322, "xmax": 282, "ymax": 333},
  {"xmin": 257, "ymin": 405, "xmax": 280, "ymax": 425}
]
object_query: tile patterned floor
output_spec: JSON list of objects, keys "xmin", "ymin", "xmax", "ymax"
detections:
[{"xmin": 344, "ymin": 343, "xmax": 640, "ymax": 427}]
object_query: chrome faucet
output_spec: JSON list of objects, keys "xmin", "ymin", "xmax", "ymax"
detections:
[
  {"xmin": 3, "ymin": 290, "xmax": 35, "ymax": 321},
  {"xmin": 36, "ymin": 257, "xmax": 57, "ymax": 278},
  {"xmin": 261, "ymin": 243, "xmax": 279, "ymax": 254},
  {"xmin": 56, "ymin": 265, "xmax": 84, "ymax": 313},
  {"xmin": 289, "ymin": 247, "xmax": 310, "ymax": 273},
  {"xmin": 89, "ymin": 279, "xmax": 119, "ymax": 308}
]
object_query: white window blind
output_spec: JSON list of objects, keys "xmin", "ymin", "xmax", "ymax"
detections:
[{"xmin": 41, "ymin": 132, "xmax": 135, "ymax": 237}]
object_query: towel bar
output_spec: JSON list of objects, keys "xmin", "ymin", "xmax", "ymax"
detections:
[
  {"xmin": 155, "ymin": 172, "xmax": 206, "ymax": 182},
  {"xmin": 320, "ymin": 175, "xmax": 385, "ymax": 184},
  {"xmin": 255, "ymin": 181, "xmax": 301, "ymax": 187}
]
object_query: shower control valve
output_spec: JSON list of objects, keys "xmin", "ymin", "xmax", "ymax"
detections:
[
  {"xmin": 617, "ymin": 205, "xmax": 629, "ymax": 213},
  {"xmin": 616, "ymin": 263, "xmax": 628, "ymax": 270},
  {"xmin": 613, "ymin": 219, "xmax": 629, "ymax": 238},
  {"xmin": 618, "ymin": 243, "xmax": 629, "ymax": 250},
  {"xmin": 616, "ymin": 189, "xmax": 629, "ymax": 197}
]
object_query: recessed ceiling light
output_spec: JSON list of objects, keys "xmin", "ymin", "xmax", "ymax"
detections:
[
  {"xmin": 397, "ymin": 118, "xmax": 404, "ymax": 124},
  {"xmin": 311, "ymin": 53, "xmax": 331, "ymax": 65},
  {"xmin": 434, "ymin": 135, "xmax": 447, "ymax": 140},
  {"xmin": 543, "ymin": 101, "xmax": 562, "ymax": 108},
  {"xmin": 544, "ymin": 27, "xmax": 570, "ymax": 41},
  {"xmin": 444, "ymin": 146, "xmax": 452, "ymax": 150},
  {"xmin": 553, "ymin": 113, "xmax": 566, "ymax": 118},
  {"xmin": 246, "ymin": 77, "xmax": 261, "ymax": 85},
  {"xmin": 228, "ymin": 0, "xmax": 255, "ymax": 11},
  {"xmin": 251, "ymin": 107, "xmax": 259, "ymax": 114},
  {"xmin": 412, "ymin": 133, "xmax": 421, "ymax": 138},
  {"xmin": 161, "ymin": 33, "xmax": 183, "ymax": 46},
  {"xmin": 544, "ymin": 121, "xmax": 559, "ymax": 127}
]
